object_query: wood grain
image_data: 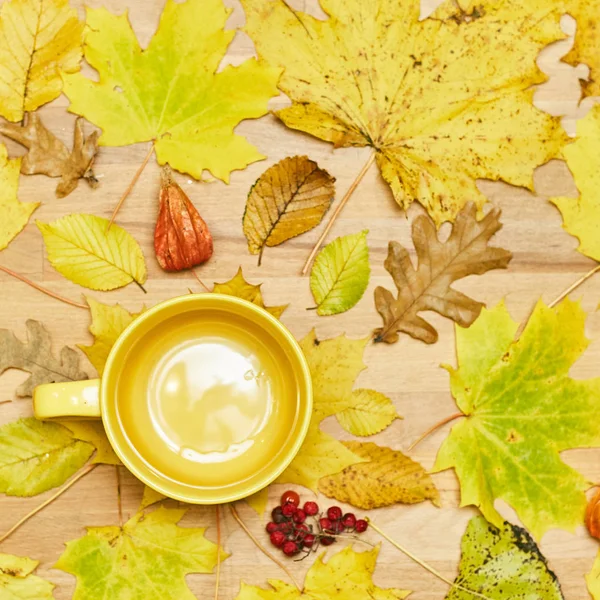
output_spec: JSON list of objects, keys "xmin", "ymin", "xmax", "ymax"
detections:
[{"xmin": 1, "ymin": 1, "xmax": 599, "ymax": 598}]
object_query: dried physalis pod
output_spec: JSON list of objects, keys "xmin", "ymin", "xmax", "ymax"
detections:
[
  {"xmin": 154, "ymin": 167, "xmax": 213, "ymax": 271},
  {"xmin": 586, "ymin": 489, "xmax": 600, "ymax": 539}
]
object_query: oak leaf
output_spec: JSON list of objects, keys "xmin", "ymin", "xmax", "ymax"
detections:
[
  {"xmin": 551, "ymin": 104, "xmax": 600, "ymax": 261},
  {"xmin": 37, "ymin": 214, "xmax": 147, "ymax": 291},
  {"xmin": 236, "ymin": 546, "xmax": 409, "ymax": 600},
  {"xmin": 434, "ymin": 299, "xmax": 600, "ymax": 539},
  {"xmin": 0, "ymin": 143, "xmax": 39, "ymax": 252},
  {"xmin": 241, "ymin": 0, "xmax": 568, "ymax": 226},
  {"xmin": 336, "ymin": 389, "xmax": 400, "ymax": 437},
  {"xmin": 310, "ymin": 230, "xmax": 370, "ymax": 316},
  {"xmin": 62, "ymin": 0, "xmax": 280, "ymax": 181},
  {"xmin": 0, "ymin": 553, "xmax": 55, "ymax": 599},
  {"xmin": 319, "ymin": 441, "xmax": 439, "ymax": 510},
  {"xmin": 374, "ymin": 203, "xmax": 512, "ymax": 345},
  {"xmin": 0, "ymin": 418, "xmax": 93, "ymax": 496},
  {"xmin": 0, "ymin": 0, "xmax": 83, "ymax": 122},
  {"xmin": 59, "ymin": 421, "xmax": 120, "ymax": 466},
  {"xmin": 243, "ymin": 156, "xmax": 335, "ymax": 264},
  {"xmin": 447, "ymin": 516, "xmax": 563, "ymax": 599},
  {"xmin": 0, "ymin": 320, "xmax": 88, "ymax": 397},
  {"xmin": 0, "ymin": 114, "xmax": 99, "ymax": 198},
  {"xmin": 55, "ymin": 507, "xmax": 227, "ymax": 600}
]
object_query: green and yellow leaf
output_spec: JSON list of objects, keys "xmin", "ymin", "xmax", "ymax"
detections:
[
  {"xmin": 0, "ymin": 553, "xmax": 55, "ymax": 599},
  {"xmin": 59, "ymin": 420, "xmax": 120, "ymax": 466},
  {"xmin": 337, "ymin": 389, "xmax": 400, "ymax": 437},
  {"xmin": 587, "ymin": 549, "xmax": 600, "ymax": 599},
  {"xmin": 140, "ymin": 486, "xmax": 167, "ymax": 511}
]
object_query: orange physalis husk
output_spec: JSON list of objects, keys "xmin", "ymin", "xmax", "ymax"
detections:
[
  {"xmin": 154, "ymin": 167, "xmax": 213, "ymax": 271},
  {"xmin": 586, "ymin": 489, "xmax": 600, "ymax": 539}
]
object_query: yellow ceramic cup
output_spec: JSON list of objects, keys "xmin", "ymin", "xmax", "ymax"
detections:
[{"xmin": 33, "ymin": 294, "xmax": 312, "ymax": 504}]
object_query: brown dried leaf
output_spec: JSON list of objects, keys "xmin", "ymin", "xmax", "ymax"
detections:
[
  {"xmin": 0, "ymin": 113, "xmax": 99, "ymax": 198},
  {"xmin": 0, "ymin": 320, "xmax": 88, "ymax": 397},
  {"xmin": 374, "ymin": 203, "xmax": 512, "ymax": 345}
]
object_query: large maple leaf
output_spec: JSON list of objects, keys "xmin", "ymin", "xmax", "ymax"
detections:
[
  {"xmin": 434, "ymin": 299, "xmax": 600, "ymax": 539},
  {"xmin": 241, "ymin": 0, "xmax": 568, "ymax": 226},
  {"xmin": 62, "ymin": 0, "xmax": 280, "ymax": 181}
]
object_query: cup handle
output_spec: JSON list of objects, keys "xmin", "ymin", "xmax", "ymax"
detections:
[{"xmin": 34, "ymin": 380, "xmax": 101, "ymax": 420}]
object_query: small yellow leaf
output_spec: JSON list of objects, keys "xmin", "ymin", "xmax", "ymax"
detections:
[
  {"xmin": 337, "ymin": 389, "xmax": 401, "ymax": 437},
  {"xmin": 246, "ymin": 487, "xmax": 269, "ymax": 516},
  {"xmin": 243, "ymin": 156, "xmax": 335, "ymax": 262},
  {"xmin": 0, "ymin": 553, "xmax": 55, "ymax": 599},
  {"xmin": 140, "ymin": 486, "xmax": 167, "ymax": 511},
  {"xmin": 37, "ymin": 214, "xmax": 147, "ymax": 291},
  {"xmin": 0, "ymin": 0, "xmax": 83, "ymax": 122},
  {"xmin": 319, "ymin": 441, "xmax": 440, "ymax": 510},
  {"xmin": 59, "ymin": 420, "xmax": 120, "ymax": 466},
  {"xmin": 0, "ymin": 143, "xmax": 39, "ymax": 251}
]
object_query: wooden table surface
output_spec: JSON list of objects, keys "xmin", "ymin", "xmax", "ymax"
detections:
[{"xmin": 1, "ymin": 1, "xmax": 600, "ymax": 598}]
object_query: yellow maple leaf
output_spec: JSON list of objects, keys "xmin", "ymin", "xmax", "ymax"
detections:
[
  {"xmin": 241, "ymin": 0, "xmax": 568, "ymax": 226},
  {"xmin": 236, "ymin": 546, "xmax": 410, "ymax": 599},
  {"xmin": 0, "ymin": 143, "xmax": 39, "ymax": 251},
  {"xmin": 0, "ymin": 0, "xmax": 83, "ymax": 122},
  {"xmin": 551, "ymin": 105, "xmax": 600, "ymax": 261},
  {"xmin": 62, "ymin": 0, "xmax": 280, "ymax": 181},
  {"xmin": 59, "ymin": 420, "xmax": 120, "ymax": 466},
  {"xmin": 245, "ymin": 487, "xmax": 270, "ymax": 516}
]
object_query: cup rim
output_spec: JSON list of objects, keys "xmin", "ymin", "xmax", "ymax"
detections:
[{"xmin": 101, "ymin": 293, "xmax": 312, "ymax": 504}]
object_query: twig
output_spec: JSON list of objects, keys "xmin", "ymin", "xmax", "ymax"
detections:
[
  {"xmin": 229, "ymin": 503, "xmax": 301, "ymax": 590},
  {"xmin": 0, "ymin": 264, "xmax": 88, "ymax": 309},
  {"xmin": 116, "ymin": 465, "xmax": 123, "ymax": 527},
  {"xmin": 407, "ymin": 412, "xmax": 465, "ymax": 452},
  {"xmin": 366, "ymin": 518, "xmax": 493, "ymax": 600},
  {"xmin": 193, "ymin": 269, "xmax": 211, "ymax": 292},
  {"xmin": 0, "ymin": 400, "xmax": 10, "ymax": 405},
  {"xmin": 107, "ymin": 142, "xmax": 155, "ymax": 231},
  {"xmin": 215, "ymin": 505, "xmax": 222, "ymax": 600},
  {"xmin": 548, "ymin": 264, "xmax": 600, "ymax": 309},
  {"xmin": 0, "ymin": 464, "xmax": 97, "ymax": 545},
  {"xmin": 301, "ymin": 151, "xmax": 376, "ymax": 275}
]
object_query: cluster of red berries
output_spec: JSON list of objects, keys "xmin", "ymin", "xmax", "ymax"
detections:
[{"xmin": 266, "ymin": 490, "xmax": 368, "ymax": 558}]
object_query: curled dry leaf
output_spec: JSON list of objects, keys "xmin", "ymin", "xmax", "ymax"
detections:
[
  {"xmin": 374, "ymin": 203, "xmax": 512, "ymax": 345},
  {"xmin": 243, "ymin": 156, "xmax": 335, "ymax": 264},
  {"xmin": 0, "ymin": 113, "xmax": 99, "ymax": 198},
  {"xmin": 586, "ymin": 489, "xmax": 600, "ymax": 539},
  {"xmin": 0, "ymin": 553, "xmax": 55, "ymax": 599}
]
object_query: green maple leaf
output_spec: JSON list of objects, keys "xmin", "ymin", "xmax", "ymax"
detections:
[
  {"xmin": 62, "ymin": 0, "xmax": 280, "ymax": 181},
  {"xmin": 434, "ymin": 299, "xmax": 600, "ymax": 539},
  {"xmin": 0, "ymin": 553, "xmax": 55, "ymax": 599},
  {"xmin": 447, "ymin": 516, "xmax": 563, "ymax": 599},
  {"xmin": 55, "ymin": 507, "xmax": 227, "ymax": 600}
]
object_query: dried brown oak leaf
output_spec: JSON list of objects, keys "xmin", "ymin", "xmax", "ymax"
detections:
[
  {"xmin": 0, "ymin": 113, "xmax": 99, "ymax": 198},
  {"xmin": 0, "ymin": 320, "xmax": 88, "ymax": 398},
  {"xmin": 374, "ymin": 203, "xmax": 512, "ymax": 345}
]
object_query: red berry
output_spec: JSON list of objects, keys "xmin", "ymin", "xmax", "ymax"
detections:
[
  {"xmin": 282, "ymin": 541, "xmax": 300, "ymax": 556},
  {"xmin": 281, "ymin": 490, "xmax": 300, "ymax": 507},
  {"xmin": 271, "ymin": 506, "xmax": 285, "ymax": 524},
  {"xmin": 304, "ymin": 501, "xmax": 319, "ymax": 516},
  {"xmin": 355, "ymin": 519, "xmax": 368, "ymax": 533},
  {"xmin": 319, "ymin": 517, "xmax": 333, "ymax": 533},
  {"xmin": 332, "ymin": 519, "xmax": 345, "ymax": 534},
  {"xmin": 266, "ymin": 522, "xmax": 279, "ymax": 534},
  {"xmin": 293, "ymin": 509, "xmax": 306, "ymax": 524},
  {"xmin": 295, "ymin": 523, "xmax": 309, "ymax": 535},
  {"xmin": 270, "ymin": 531, "xmax": 286, "ymax": 548},
  {"xmin": 303, "ymin": 533, "xmax": 316, "ymax": 547},
  {"xmin": 282, "ymin": 503, "xmax": 297, "ymax": 517},
  {"xmin": 320, "ymin": 536, "xmax": 335, "ymax": 546},
  {"xmin": 341, "ymin": 513, "xmax": 356, "ymax": 529},
  {"xmin": 327, "ymin": 506, "xmax": 343, "ymax": 521},
  {"xmin": 280, "ymin": 521, "xmax": 293, "ymax": 534}
]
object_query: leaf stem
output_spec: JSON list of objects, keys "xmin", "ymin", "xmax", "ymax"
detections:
[
  {"xmin": 0, "ymin": 264, "xmax": 88, "ymax": 309},
  {"xmin": 229, "ymin": 503, "xmax": 301, "ymax": 590},
  {"xmin": 193, "ymin": 269, "xmax": 211, "ymax": 292},
  {"xmin": 215, "ymin": 505, "xmax": 222, "ymax": 600},
  {"xmin": 301, "ymin": 151, "xmax": 376, "ymax": 275},
  {"xmin": 258, "ymin": 245, "xmax": 265, "ymax": 267},
  {"xmin": 134, "ymin": 280, "xmax": 148, "ymax": 294},
  {"xmin": 366, "ymin": 518, "xmax": 493, "ymax": 600},
  {"xmin": 0, "ymin": 464, "xmax": 97, "ymax": 545},
  {"xmin": 116, "ymin": 465, "xmax": 123, "ymax": 527},
  {"xmin": 107, "ymin": 142, "xmax": 155, "ymax": 231},
  {"xmin": 548, "ymin": 264, "xmax": 600, "ymax": 309},
  {"xmin": 407, "ymin": 412, "xmax": 465, "ymax": 452},
  {"xmin": 0, "ymin": 400, "xmax": 10, "ymax": 405}
]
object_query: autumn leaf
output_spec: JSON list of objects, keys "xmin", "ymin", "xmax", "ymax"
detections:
[
  {"xmin": 434, "ymin": 299, "xmax": 600, "ymax": 539},
  {"xmin": 241, "ymin": 0, "xmax": 568, "ymax": 226},
  {"xmin": 0, "ymin": 320, "xmax": 88, "ymax": 398},
  {"xmin": 59, "ymin": 421, "xmax": 120, "ymax": 466},
  {"xmin": 551, "ymin": 104, "xmax": 600, "ymax": 261},
  {"xmin": 246, "ymin": 487, "xmax": 269, "ymax": 516},
  {"xmin": 213, "ymin": 268, "xmax": 287, "ymax": 319},
  {"xmin": 0, "ymin": 553, "xmax": 55, "ymax": 599},
  {"xmin": 62, "ymin": 0, "xmax": 280, "ymax": 182},
  {"xmin": 336, "ymin": 389, "xmax": 400, "ymax": 437},
  {"xmin": 587, "ymin": 550, "xmax": 600, "ymax": 599},
  {"xmin": 140, "ymin": 486, "xmax": 166, "ymax": 511},
  {"xmin": 374, "ymin": 203, "xmax": 512, "ymax": 345},
  {"xmin": 0, "ymin": 418, "xmax": 93, "ymax": 496},
  {"xmin": 55, "ymin": 507, "xmax": 227, "ymax": 600},
  {"xmin": 310, "ymin": 230, "xmax": 370, "ymax": 316},
  {"xmin": 319, "ymin": 442, "xmax": 439, "ymax": 510},
  {"xmin": 0, "ymin": 0, "xmax": 83, "ymax": 122},
  {"xmin": 447, "ymin": 516, "xmax": 563, "ymax": 599},
  {"xmin": 0, "ymin": 143, "xmax": 39, "ymax": 252},
  {"xmin": 0, "ymin": 113, "xmax": 99, "ymax": 198},
  {"xmin": 78, "ymin": 297, "xmax": 143, "ymax": 375},
  {"xmin": 243, "ymin": 156, "xmax": 335, "ymax": 263},
  {"xmin": 236, "ymin": 545, "xmax": 410, "ymax": 599},
  {"xmin": 37, "ymin": 214, "xmax": 147, "ymax": 291}
]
